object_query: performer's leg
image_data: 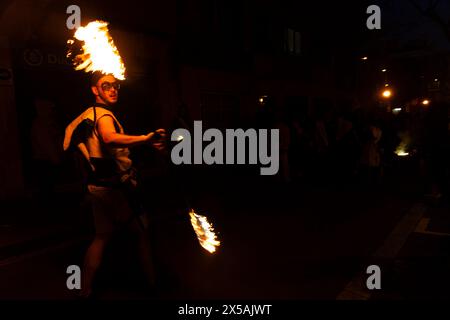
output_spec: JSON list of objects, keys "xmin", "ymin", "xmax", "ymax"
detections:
[
  {"xmin": 80, "ymin": 233, "xmax": 112, "ymax": 297},
  {"xmin": 82, "ymin": 186, "xmax": 115, "ymax": 297},
  {"xmin": 129, "ymin": 218, "xmax": 156, "ymax": 288}
]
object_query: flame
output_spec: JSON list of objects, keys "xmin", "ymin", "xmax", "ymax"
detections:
[
  {"xmin": 67, "ymin": 20, "xmax": 126, "ymax": 80},
  {"xmin": 189, "ymin": 209, "xmax": 221, "ymax": 253}
]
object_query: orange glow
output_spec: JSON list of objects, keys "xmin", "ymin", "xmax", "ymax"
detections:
[{"xmin": 382, "ymin": 89, "xmax": 392, "ymax": 98}]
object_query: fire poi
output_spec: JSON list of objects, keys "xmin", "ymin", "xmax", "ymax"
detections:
[
  {"xmin": 67, "ymin": 20, "xmax": 221, "ymax": 254},
  {"xmin": 189, "ymin": 209, "xmax": 221, "ymax": 253}
]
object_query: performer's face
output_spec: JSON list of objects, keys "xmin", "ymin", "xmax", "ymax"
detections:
[{"xmin": 91, "ymin": 74, "xmax": 119, "ymax": 106}]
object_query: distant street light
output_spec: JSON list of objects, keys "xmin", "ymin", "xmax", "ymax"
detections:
[
  {"xmin": 361, "ymin": 56, "xmax": 368, "ymax": 60},
  {"xmin": 259, "ymin": 95, "xmax": 268, "ymax": 106},
  {"xmin": 382, "ymin": 89, "xmax": 392, "ymax": 98},
  {"xmin": 422, "ymin": 99, "xmax": 430, "ymax": 106},
  {"xmin": 382, "ymin": 69, "xmax": 387, "ymax": 72}
]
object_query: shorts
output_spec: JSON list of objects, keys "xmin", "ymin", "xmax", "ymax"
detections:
[{"xmin": 87, "ymin": 184, "xmax": 133, "ymax": 234}]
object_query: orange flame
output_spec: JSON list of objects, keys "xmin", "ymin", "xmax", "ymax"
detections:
[
  {"xmin": 189, "ymin": 209, "xmax": 221, "ymax": 253},
  {"xmin": 67, "ymin": 20, "xmax": 126, "ymax": 80}
]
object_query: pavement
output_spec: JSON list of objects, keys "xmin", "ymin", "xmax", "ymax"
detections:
[
  {"xmin": 369, "ymin": 199, "xmax": 450, "ymax": 300},
  {"xmin": 0, "ymin": 186, "xmax": 91, "ymax": 262},
  {"xmin": 0, "ymin": 167, "xmax": 449, "ymax": 300}
]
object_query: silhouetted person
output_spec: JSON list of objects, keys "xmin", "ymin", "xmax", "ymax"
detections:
[
  {"xmin": 274, "ymin": 110, "xmax": 291, "ymax": 183},
  {"xmin": 30, "ymin": 99, "xmax": 63, "ymax": 204},
  {"xmin": 360, "ymin": 121, "xmax": 383, "ymax": 188}
]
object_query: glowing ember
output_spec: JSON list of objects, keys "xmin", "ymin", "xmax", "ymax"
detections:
[
  {"xmin": 67, "ymin": 20, "xmax": 126, "ymax": 80},
  {"xmin": 189, "ymin": 209, "xmax": 221, "ymax": 253}
]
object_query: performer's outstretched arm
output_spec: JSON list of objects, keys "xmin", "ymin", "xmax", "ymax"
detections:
[{"xmin": 97, "ymin": 115, "xmax": 165, "ymax": 149}]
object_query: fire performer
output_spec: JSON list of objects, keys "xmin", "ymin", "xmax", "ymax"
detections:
[{"xmin": 63, "ymin": 71, "xmax": 166, "ymax": 298}]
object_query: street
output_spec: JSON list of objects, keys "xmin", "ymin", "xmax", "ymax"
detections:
[{"xmin": 1, "ymin": 167, "xmax": 448, "ymax": 300}]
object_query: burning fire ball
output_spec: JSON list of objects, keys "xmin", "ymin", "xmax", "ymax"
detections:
[
  {"xmin": 67, "ymin": 20, "xmax": 126, "ymax": 80},
  {"xmin": 189, "ymin": 209, "xmax": 221, "ymax": 253}
]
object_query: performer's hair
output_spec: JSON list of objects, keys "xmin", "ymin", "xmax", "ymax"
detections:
[{"xmin": 90, "ymin": 71, "xmax": 114, "ymax": 86}]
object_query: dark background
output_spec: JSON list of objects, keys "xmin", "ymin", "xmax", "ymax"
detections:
[{"xmin": 0, "ymin": 0, "xmax": 449, "ymax": 301}]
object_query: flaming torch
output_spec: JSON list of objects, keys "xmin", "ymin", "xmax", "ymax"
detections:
[
  {"xmin": 67, "ymin": 20, "xmax": 126, "ymax": 80},
  {"xmin": 189, "ymin": 209, "xmax": 221, "ymax": 253}
]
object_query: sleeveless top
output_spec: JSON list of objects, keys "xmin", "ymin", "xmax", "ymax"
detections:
[{"xmin": 63, "ymin": 104, "xmax": 133, "ymax": 186}]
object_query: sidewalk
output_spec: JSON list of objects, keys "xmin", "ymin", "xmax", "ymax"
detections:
[{"xmin": 370, "ymin": 198, "xmax": 450, "ymax": 300}]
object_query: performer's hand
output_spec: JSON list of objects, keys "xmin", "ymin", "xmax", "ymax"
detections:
[
  {"xmin": 145, "ymin": 129, "xmax": 166, "ymax": 150},
  {"xmin": 154, "ymin": 128, "xmax": 167, "ymax": 141},
  {"xmin": 145, "ymin": 129, "xmax": 165, "ymax": 142}
]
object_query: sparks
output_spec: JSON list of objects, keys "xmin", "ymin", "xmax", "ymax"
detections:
[
  {"xmin": 189, "ymin": 209, "xmax": 221, "ymax": 253},
  {"xmin": 67, "ymin": 20, "xmax": 126, "ymax": 80}
]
